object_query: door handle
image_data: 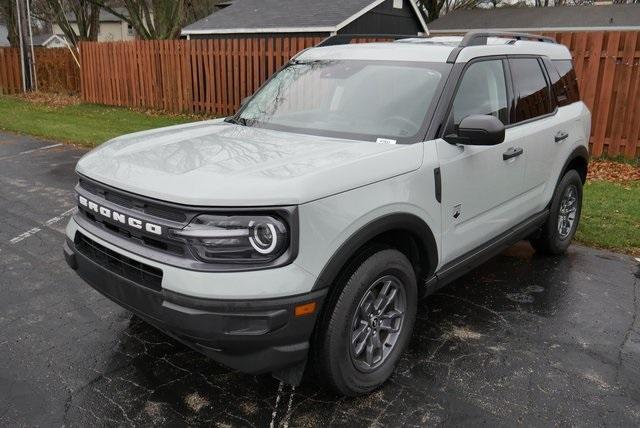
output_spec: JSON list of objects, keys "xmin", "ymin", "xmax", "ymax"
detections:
[
  {"xmin": 555, "ymin": 131, "xmax": 569, "ymax": 143},
  {"xmin": 503, "ymin": 147, "xmax": 523, "ymax": 160}
]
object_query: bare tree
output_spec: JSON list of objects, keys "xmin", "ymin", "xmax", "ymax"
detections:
[
  {"xmin": 87, "ymin": 0, "xmax": 184, "ymax": 39},
  {"xmin": 87, "ymin": 0, "xmax": 223, "ymax": 39},
  {"xmin": 418, "ymin": 0, "xmax": 485, "ymax": 22},
  {"xmin": 0, "ymin": 0, "xmax": 19, "ymax": 46},
  {"xmin": 32, "ymin": 0, "xmax": 100, "ymax": 47}
]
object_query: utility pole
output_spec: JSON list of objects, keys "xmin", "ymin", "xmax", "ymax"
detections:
[{"xmin": 15, "ymin": 0, "xmax": 35, "ymax": 91}]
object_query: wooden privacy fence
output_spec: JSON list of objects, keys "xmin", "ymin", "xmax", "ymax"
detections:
[
  {"xmin": 0, "ymin": 47, "xmax": 80, "ymax": 94},
  {"xmin": 0, "ymin": 48, "xmax": 22, "ymax": 95},
  {"xmin": 34, "ymin": 48, "xmax": 80, "ymax": 94},
  {"xmin": 80, "ymin": 37, "xmax": 323, "ymax": 117},
  {"xmin": 541, "ymin": 31, "xmax": 640, "ymax": 158}
]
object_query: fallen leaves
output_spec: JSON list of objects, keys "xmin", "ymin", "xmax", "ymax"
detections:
[
  {"xmin": 14, "ymin": 92, "xmax": 81, "ymax": 107},
  {"xmin": 588, "ymin": 159, "xmax": 640, "ymax": 183}
]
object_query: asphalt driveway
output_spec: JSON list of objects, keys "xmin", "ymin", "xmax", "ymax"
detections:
[{"xmin": 1, "ymin": 132, "xmax": 639, "ymax": 427}]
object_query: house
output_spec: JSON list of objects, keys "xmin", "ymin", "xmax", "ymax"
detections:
[
  {"xmin": 31, "ymin": 34, "xmax": 69, "ymax": 49},
  {"xmin": 52, "ymin": 8, "xmax": 137, "ymax": 42},
  {"xmin": 181, "ymin": 0, "xmax": 428, "ymax": 39},
  {"xmin": 428, "ymin": 4, "xmax": 640, "ymax": 33},
  {"xmin": 0, "ymin": 22, "xmax": 9, "ymax": 47}
]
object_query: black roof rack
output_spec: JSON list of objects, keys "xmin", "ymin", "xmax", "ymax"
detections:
[
  {"xmin": 315, "ymin": 31, "xmax": 558, "ymax": 64},
  {"xmin": 316, "ymin": 34, "xmax": 424, "ymax": 47},
  {"xmin": 446, "ymin": 31, "xmax": 557, "ymax": 63},
  {"xmin": 459, "ymin": 30, "xmax": 557, "ymax": 47}
]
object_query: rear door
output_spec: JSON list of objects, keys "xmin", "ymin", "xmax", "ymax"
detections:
[
  {"xmin": 507, "ymin": 56, "xmax": 570, "ymax": 215},
  {"xmin": 435, "ymin": 57, "xmax": 527, "ymax": 263}
]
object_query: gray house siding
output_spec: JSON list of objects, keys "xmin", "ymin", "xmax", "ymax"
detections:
[
  {"xmin": 339, "ymin": 0, "xmax": 422, "ymax": 35},
  {"xmin": 0, "ymin": 24, "xmax": 9, "ymax": 47}
]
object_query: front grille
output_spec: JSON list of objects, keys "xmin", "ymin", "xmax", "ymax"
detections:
[
  {"xmin": 77, "ymin": 177, "xmax": 189, "ymax": 257},
  {"xmin": 75, "ymin": 232, "xmax": 163, "ymax": 291},
  {"xmin": 79, "ymin": 178, "xmax": 187, "ymax": 222},
  {"xmin": 80, "ymin": 209, "xmax": 185, "ymax": 256}
]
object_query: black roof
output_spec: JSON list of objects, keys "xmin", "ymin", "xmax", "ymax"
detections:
[
  {"xmin": 182, "ymin": 0, "xmax": 423, "ymax": 34},
  {"xmin": 429, "ymin": 4, "xmax": 640, "ymax": 31}
]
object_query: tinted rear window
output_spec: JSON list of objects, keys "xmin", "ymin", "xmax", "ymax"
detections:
[
  {"xmin": 552, "ymin": 59, "xmax": 580, "ymax": 106},
  {"xmin": 510, "ymin": 58, "xmax": 553, "ymax": 123}
]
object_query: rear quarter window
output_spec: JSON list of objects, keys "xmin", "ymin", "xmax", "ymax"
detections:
[{"xmin": 551, "ymin": 60, "xmax": 580, "ymax": 106}]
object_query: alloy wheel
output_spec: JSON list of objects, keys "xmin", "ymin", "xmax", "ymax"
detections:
[
  {"xmin": 558, "ymin": 184, "xmax": 578, "ymax": 239},
  {"xmin": 349, "ymin": 275, "xmax": 406, "ymax": 372}
]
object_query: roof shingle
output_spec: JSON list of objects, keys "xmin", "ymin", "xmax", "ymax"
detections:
[
  {"xmin": 182, "ymin": 0, "xmax": 379, "ymax": 33},
  {"xmin": 428, "ymin": 4, "xmax": 640, "ymax": 31}
]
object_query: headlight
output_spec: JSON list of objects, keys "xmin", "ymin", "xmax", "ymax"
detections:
[{"xmin": 173, "ymin": 214, "xmax": 289, "ymax": 264}]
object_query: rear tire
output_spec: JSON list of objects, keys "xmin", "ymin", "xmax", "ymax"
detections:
[
  {"xmin": 312, "ymin": 249, "xmax": 417, "ymax": 396},
  {"xmin": 530, "ymin": 169, "xmax": 583, "ymax": 255}
]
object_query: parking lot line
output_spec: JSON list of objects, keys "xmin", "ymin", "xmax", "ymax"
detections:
[
  {"xmin": 9, "ymin": 207, "xmax": 76, "ymax": 244},
  {"xmin": 0, "ymin": 143, "xmax": 64, "ymax": 161}
]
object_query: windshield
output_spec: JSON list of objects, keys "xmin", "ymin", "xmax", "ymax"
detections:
[{"xmin": 235, "ymin": 60, "xmax": 449, "ymax": 143}]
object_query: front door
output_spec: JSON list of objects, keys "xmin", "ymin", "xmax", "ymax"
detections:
[{"xmin": 435, "ymin": 58, "xmax": 526, "ymax": 263}]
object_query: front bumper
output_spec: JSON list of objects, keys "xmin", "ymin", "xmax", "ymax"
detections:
[{"xmin": 64, "ymin": 235, "xmax": 327, "ymax": 375}]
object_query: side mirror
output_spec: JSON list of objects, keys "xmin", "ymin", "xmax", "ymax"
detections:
[{"xmin": 445, "ymin": 114, "xmax": 505, "ymax": 146}]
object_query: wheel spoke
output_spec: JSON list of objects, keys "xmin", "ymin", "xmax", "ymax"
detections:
[
  {"xmin": 359, "ymin": 293, "xmax": 374, "ymax": 318},
  {"xmin": 379, "ymin": 322, "xmax": 400, "ymax": 333},
  {"xmin": 371, "ymin": 331, "xmax": 382, "ymax": 351},
  {"xmin": 381, "ymin": 309, "xmax": 402, "ymax": 320},
  {"xmin": 352, "ymin": 322, "xmax": 368, "ymax": 345},
  {"xmin": 353, "ymin": 329, "xmax": 371, "ymax": 356},
  {"xmin": 378, "ymin": 288, "xmax": 397, "ymax": 315},
  {"xmin": 373, "ymin": 280, "xmax": 392, "ymax": 311},
  {"xmin": 365, "ymin": 342, "xmax": 375, "ymax": 365}
]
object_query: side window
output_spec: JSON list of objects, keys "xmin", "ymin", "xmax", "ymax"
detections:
[
  {"xmin": 509, "ymin": 58, "xmax": 553, "ymax": 123},
  {"xmin": 543, "ymin": 58, "xmax": 564, "ymax": 108},
  {"xmin": 552, "ymin": 60, "xmax": 580, "ymax": 105},
  {"xmin": 447, "ymin": 59, "xmax": 508, "ymax": 134}
]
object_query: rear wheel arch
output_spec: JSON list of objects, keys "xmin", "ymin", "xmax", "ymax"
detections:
[{"xmin": 560, "ymin": 146, "xmax": 589, "ymax": 184}]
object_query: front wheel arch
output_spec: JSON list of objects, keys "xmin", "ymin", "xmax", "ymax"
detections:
[{"xmin": 311, "ymin": 213, "xmax": 438, "ymax": 293}]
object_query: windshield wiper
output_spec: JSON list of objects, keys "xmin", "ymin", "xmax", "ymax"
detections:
[{"xmin": 224, "ymin": 116, "xmax": 248, "ymax": 126}]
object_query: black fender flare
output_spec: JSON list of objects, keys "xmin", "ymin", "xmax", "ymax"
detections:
[
  {"xmin": 559, "ymin": 145, "xmax": 589, "ymax": 184},
  {"xmin": 311, "ymin": 213, "xmax": 438, "ymax": 291}
]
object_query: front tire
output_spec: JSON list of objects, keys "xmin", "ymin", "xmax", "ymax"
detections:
[
  {"xmin": 312, "ymin": 249, "xmax": 417, "ymax": 396},
  {"xmin": 530, "ymin": 169, "xmax": 583, "ymax": 255}
]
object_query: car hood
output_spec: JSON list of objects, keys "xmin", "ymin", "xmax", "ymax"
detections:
[{"xmin": 76, "ymin": 120, "xmax": 423, "ymax": 206}]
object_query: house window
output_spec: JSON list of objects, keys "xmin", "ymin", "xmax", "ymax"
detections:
[
  {"xmin": 393, "ymin": 0, "xmax": 403, "ymax": 8},
  {"xmin": 128, "ymin": 24, "xmax": 134, "ymax": 37}
]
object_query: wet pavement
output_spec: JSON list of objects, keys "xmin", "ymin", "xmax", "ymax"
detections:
[{"xmin": 1, "ymin": 132, "xmax": 639, "ymax": 427}]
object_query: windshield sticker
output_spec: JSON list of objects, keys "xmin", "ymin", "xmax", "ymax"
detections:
[{"xmin": 376, "ymin": 138, "xmax": 397, "ymax": 145}]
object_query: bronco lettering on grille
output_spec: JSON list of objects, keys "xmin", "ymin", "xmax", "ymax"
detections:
[{"xmin": 78, "ymin": 195, "xmax": 163, "ymax": 235}]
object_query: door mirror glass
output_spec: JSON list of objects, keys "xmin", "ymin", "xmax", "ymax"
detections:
[{"xmin": 446, "ymin": 114, "xmax": 505, "ymax": 146}]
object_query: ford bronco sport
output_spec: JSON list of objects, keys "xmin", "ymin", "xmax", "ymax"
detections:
[{"xmin": 64, "ymin": 31, "xmax": 591, "ymax": 396}]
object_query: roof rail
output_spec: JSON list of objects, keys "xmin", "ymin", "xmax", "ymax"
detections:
[
  {"xmin": 446, "ymin": 30, "xmax": 557, "ymax": 63},
  {"xmin": 316, "ymin": 34, "xmax": 424, "ymax": 47},
  {"xmin": 459, "ymin": 31, "xmax": 557, "ymax": 47}
]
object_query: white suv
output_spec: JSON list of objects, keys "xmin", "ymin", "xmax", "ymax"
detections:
[{"xmin": 64, "ymin": 31, "xmax": 591, "ymax": 396}]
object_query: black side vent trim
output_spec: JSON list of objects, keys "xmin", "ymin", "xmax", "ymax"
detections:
[{"xmin": 434, "ymin": 167, "xmax": 442, "ymax": 203}]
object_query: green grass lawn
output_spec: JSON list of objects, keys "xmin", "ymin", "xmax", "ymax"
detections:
[
  {"xmin": 577, "ymin": 180, "xmax": 640, "ymax": 256},
  {"xmin": 0, "ymin": 95, "xmax": 197, "ymax": 146}
]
